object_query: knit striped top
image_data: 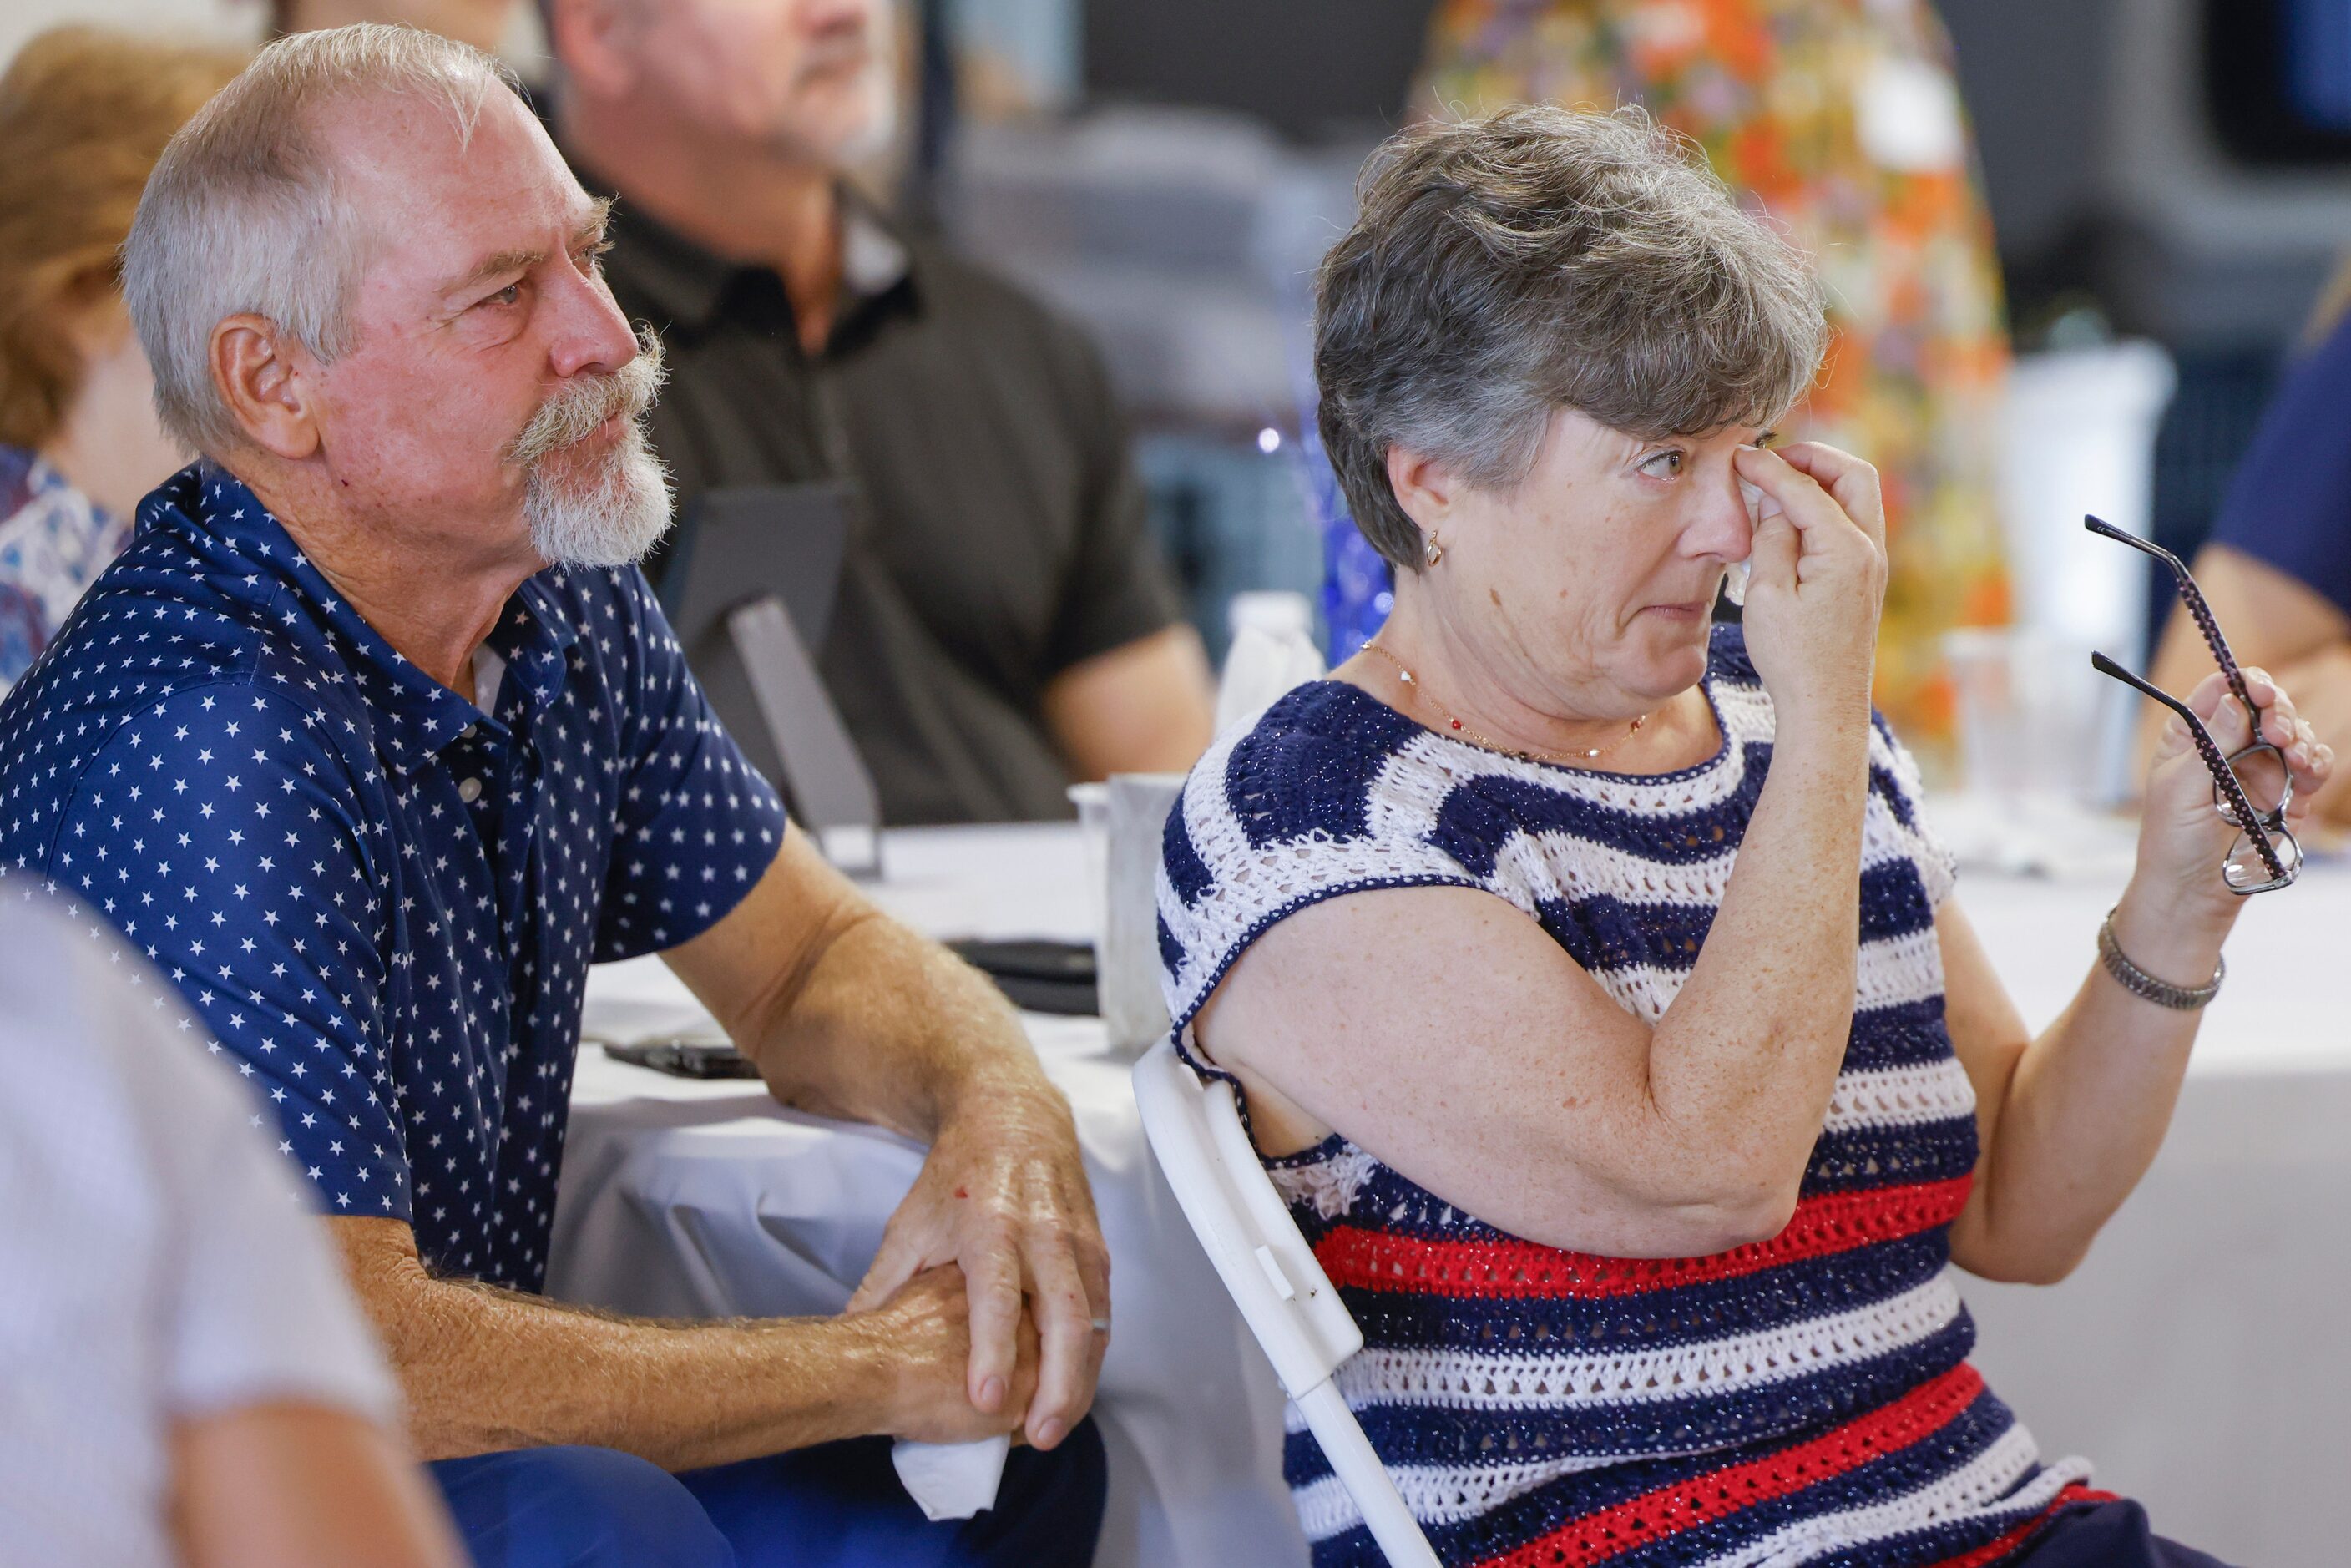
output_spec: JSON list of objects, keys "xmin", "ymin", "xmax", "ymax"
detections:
[{"xmin": 1155, "ymin": 625, "xmax": 2100, "ymax": 1568}]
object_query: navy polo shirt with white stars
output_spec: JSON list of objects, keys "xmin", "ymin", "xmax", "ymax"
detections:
[{"xmin": 0, "ymin": 464, "xmax": 787, "ymax": 1289}]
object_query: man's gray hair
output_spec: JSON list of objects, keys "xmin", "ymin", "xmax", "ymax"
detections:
[
  {"xmin": 1313, "ymin": 104, "xmax": 1828, "ymax": 573},
  {"xmin": 123, "ymin": 23, "xmax": 523, "ymax": 455}
]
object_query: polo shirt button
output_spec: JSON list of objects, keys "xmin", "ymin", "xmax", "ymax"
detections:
[
  {"xmin": 459, "ymin": 724, "xmax": 478, "ymax": 741},
  {"xmin": 458, "ymin": 777, "xmax": 484, "ymax": 803}
]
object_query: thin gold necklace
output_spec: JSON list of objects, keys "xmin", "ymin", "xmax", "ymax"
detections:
[{"xmin": 1359, "ymin": 641, "xmax": 1646, "ymax": 766}]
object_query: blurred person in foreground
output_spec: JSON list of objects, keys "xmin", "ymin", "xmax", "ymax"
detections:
[
  {"xmin": 1420, "ymin": 0, "xmax": 2014, "ymax": 766},
  {"xmin": 2141, "ymin": 295, "xmax": 2351, "ymax": 828},
  {"xmin": 0, "ymin": 28, "xmax": 242, "ymax": 698},
  {"xmin": 541, "ymin": 0, "xmax": 1216, "ymax": 825},
  {"xmin": 1160, "ymin": 106, "xmax": 2328, "ymax": 1568},
  {"xmin": 0, "ymin": 26, "xmax": 1105, "ymax": 1565},
  {"xmin": 268, "ymin": 0, "xmax": 521, "ymax": 52},
  {"xmin": 0, "ymin": 887, "xmax": 462, "ymax": 1567}
]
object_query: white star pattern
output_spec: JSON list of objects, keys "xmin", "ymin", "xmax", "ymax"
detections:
[{"xmin": 0, "ymin": 465, "xmax": 786, "ymax": 1290}]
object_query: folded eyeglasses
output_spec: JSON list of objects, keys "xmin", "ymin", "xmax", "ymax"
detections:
[{"xmin": 2085, "ymin": 516, "xmax": 2300, "ymax": 895}]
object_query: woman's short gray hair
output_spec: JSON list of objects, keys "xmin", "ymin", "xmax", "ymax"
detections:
[
  {"xmin": 1314, "ymin": 104, "xmax": 1828, "ymax": 573},
  {"xmin": 122, "ymin": 23, "xmax": 522, "ymax": 455}
]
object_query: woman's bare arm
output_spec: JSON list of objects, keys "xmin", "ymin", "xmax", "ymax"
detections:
[
  {"xmin": 1938, "ymin": 896, "xmax": 2215, "ymax": 1284},
  {"xmin": 1952, "ymin": 663, "xmax": 2332, "ymax": 1282},
  {"xmin": 1196, "ymin": 695, "xmax": 1873, "ymax": 1258},
  {"xmin": 1196, "ymin": 442, "xmax": 1888, "ymax": 1257}
]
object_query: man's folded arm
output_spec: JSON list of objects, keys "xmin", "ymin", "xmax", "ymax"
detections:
[{"xmin": 322, "ymin": 1215, "xmax": 980, "ymax": 1469}]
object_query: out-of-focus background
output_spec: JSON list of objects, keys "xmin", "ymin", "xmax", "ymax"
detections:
[{"xmin": 32, "ymin": 0, "xmax": 2351, "ymax": 763}]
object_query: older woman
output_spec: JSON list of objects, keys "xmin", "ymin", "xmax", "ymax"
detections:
[
  {"xmin": 1159, "ymin": 107, "xmax": 2329, "ymax": 1568},
  {"xmin": 0, "ymin": 28, "xmax": 241, "ymax": 695}
]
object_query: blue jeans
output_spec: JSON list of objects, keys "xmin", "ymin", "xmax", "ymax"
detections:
[{"xmin": 430, "ymin": 1422, "xmax": 1107, "ymax": 1568}]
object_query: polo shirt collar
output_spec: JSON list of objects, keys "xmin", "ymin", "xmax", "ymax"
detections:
[
  {"xmin": 152, "ymin": 463, "xmax": 580, "ymax": 776},
  {"xmin": 602, "ymin": 183, "xmax": 916, "ymax": 341}
]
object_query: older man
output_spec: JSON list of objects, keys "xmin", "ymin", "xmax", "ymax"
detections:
[
  {"xmin": 0, "ymin": 26, "xmax": 1105, "ymax": 1566},
  {"xmin": 543, "ymin": 0, "xmax": 1217, "ymax": 825}
]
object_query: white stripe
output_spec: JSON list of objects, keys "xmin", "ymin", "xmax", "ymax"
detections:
[
  {"xmin": 1695, "ymin": 1425, "xmax": 2091, "ymax": 1568},
  {"xmin": 1572, "ymin": 922, "xmax": 1949, "ymax": 1025},
  {"xmin": 1853, "ymin": 923, "xmax": 1949, "ymax": 1013},
  {"xmin": 1327, "ymin": 1272, "xmax": 1964, "ymax": 1415},
  {"xmin": 1823, "ymin": 1056, "xmax": 1977, "ymax": 1134},
  {"xmin": 1289, "ymin": 1450, "xmax": 1631, "ymax": 1540}
]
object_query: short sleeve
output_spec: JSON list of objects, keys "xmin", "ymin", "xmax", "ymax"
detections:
[
  {"xmin": 1040, "ymin": 321, "xmax": 1186, "ymax": 677},
  {"xmin": 2208, "ymin": 314, "xmax": 2351, "ymax": 621},
  {"xmin": 1156, "ymin": 696, "xmax": 1489, "ymax": 1034},
  {"xmin": 48, "ymin": 684, "xmax": 411, "ymax": 1221},
  {"xmin": 594, "ymin": 569, "xmax": 790, "ymax": 960}
]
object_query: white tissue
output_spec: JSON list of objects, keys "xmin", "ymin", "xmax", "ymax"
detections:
[
  {"xmin": 891, "ymin": 1435, "xmax": 1011, "ymax": 1521},
  {"xmin": 1723, "ymin": 559, "xmax": 1751, "ymax": 608}
]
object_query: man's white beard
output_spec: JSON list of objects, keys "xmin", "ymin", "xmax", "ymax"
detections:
[
  {"xmin": 509, "ymin": 330, "xmax": 675, "ymax": 569},
  {"xmin": 523, "ymin": 422, "xmax": 673, "ymax": 569}
]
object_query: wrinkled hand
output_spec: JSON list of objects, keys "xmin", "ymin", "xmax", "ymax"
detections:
[
  {"xmin": 1732, "ymin": 442, "xmax": 1889, "ymax": 730},
  {"xmin": 847, "ymin": 1082, "xmax": 1110, "ymax": 1449},
  {"xmin": 862, "ymin": 1265, "xmax": 1041, "ymax": 1444},
  {"xmin": 2137, "ymin": 665, "xmax": 2333, "ymax": 918}
]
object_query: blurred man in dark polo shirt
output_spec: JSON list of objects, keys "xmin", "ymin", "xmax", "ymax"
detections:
[{"xmin": 541, "ymin": 0, "xmax": 1216, "ymax": 825}]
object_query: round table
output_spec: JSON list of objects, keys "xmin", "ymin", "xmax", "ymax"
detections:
[{"xmin": 548, "ymin": 822, "xmax": 2351, "ymax": 1568}]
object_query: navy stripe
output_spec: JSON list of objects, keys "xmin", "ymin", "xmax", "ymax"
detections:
[
  {"xmin": 1805, "ymin": 1120, "xmax": 1979, "ymax": 1192},
  {"xmin": 1709, "ymin": 621, "xmax": 1761, "ymax": 683},
  {"xmin": 1294, "ymin": 1312, "xmax": 1976, "ymax": 1483},
  {"xmin": 1523, "ymin": 857, "xmax": 1934, "ymax": 979},
  {"xmin": 1841, "ymin": 997, "xmax": 1958, "ymax": 1070},
  {"xmin": 1533, "ymin": 892, "xmax": 1720, "ymax": 976},
  {"xmin": 1221, "ymin": 683, "xmax": 1419, "ymax": 851},
  {"xmin": 1858, "ymin": 857, "xmax": 1936, "ymax": 943},
  {"xmin": 1160, "ymin": 787, "xmax": 1214, "ymax": 905},
  {"xmin": 1872, "ymin": 757, "xmax": 1921, "ymax": 832},
  {"xmin": 1431, "ymin": 741, "xmax": 1772, "ymax": 881}
]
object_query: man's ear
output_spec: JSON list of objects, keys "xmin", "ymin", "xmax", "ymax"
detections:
[
  {"xmin": 210, "ymin": 314, "xmax": 321, "ymax": 462},
  {"xmin": 1385, "ymin": 443, "xmax": 1463, "ymax": 534},
  {"xmin": 546, "ymin": 0, "xmax": 643, "ymax": 98}
]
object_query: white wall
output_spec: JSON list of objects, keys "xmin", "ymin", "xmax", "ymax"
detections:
[{"xmin": 3, "ymin": 0, "xmax": 253, "ymax": 64}]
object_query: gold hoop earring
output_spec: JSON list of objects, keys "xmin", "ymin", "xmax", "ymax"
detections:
[{"xmin": 1423, "ymin": 534, "xmax": 1443, "ymax": 567}]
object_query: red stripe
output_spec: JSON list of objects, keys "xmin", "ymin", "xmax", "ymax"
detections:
[
  {"xmin": 1925, "ymin": 1485, "xmax": 2117, "ymax": 1568},
  {"xmin": 1471, "ymin": 1363, "xmax": 1989, "ymax": 1568},
  {"xmin": 1315, "ymin": 1176, "xmax": 1973, "ymax": 1301}
]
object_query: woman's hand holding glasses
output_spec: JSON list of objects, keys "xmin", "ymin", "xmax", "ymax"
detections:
[{"xmin": 2136, "ymin": 664, "xmax": 2333, "ymax": 921}]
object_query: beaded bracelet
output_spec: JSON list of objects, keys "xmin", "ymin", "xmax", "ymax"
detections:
[{"xmin": 2096, "ymin": 906, "xmax": 2225, "ymax": 1011}]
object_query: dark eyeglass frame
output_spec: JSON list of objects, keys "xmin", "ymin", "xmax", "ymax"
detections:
[{"xmin": 2084, "ymin": 516, "xmax": 2299, "ymax": 895}]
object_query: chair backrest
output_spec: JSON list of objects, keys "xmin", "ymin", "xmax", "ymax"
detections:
[{"xmin": 1130, "ymin": 1037, "xmax": 1441, "ymax": 1568}]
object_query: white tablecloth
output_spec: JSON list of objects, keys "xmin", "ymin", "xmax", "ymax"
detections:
[
  {"xmin": 548, "ymin": 824, "xmax": 2351, "ymax": 1568},
  {"xmin": 549, "ymin": 826, "xmax": 1306, "ymax": 1568}
]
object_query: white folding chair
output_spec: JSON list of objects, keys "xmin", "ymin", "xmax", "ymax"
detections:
[{"xmin": 1131, "ymin": 1036, "xmax": 1442, "ymax": 1568}]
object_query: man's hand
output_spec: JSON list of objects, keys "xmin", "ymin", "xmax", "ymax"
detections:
[
  {"xmin": 862, "ymin": 1266, "xmax": 1043, "ymax": 1444},
  {"xmin": 664, "ymin": 833, "xmax": 1114, "ymax": 1450},
  {"xmin": 847, "ymin": 1081, "xmax": 1110, "ymax": 1451}
]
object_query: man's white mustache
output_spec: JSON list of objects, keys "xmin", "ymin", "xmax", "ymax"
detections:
[{"xmin": 507, "ymin": 332, "xmax": 666, "ymax": 468}]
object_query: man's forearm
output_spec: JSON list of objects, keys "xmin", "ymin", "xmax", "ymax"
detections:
[
  {"xmin": 747, "ymin": 902, "xmax": 1063, "ymax": 1140},
  {"xmin": 336, "ymin": 1222, "xmax": 897, "ymax": 1469},
  {"xmin": 667, "ymin": 832, "xmax": 1064, "ymax": 1143}
]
